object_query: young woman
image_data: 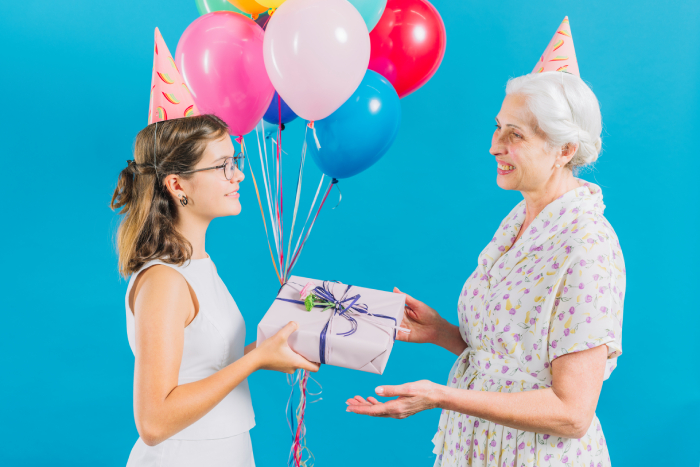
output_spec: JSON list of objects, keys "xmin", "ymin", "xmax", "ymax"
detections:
[{"xmin": 111, "ymin": 114, "xmax": 319, "ymax": 467}]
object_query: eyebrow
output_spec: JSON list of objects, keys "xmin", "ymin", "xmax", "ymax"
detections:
[
  {"xmin": 212, "ymin": 154, "xmax": 232, "ymax": 163},
  {"xmin": 495, "ymin": 118, "xmax": 523, "ymax": 130}
]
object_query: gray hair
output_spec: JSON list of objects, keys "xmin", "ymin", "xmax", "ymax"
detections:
[{"xmin": 505, "ymin": 72, "xmax": 602, "ymax": 169}]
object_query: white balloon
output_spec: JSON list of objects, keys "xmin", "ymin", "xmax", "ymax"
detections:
[{"xmin": 263, "ymin": 0, "xmax": 370, "ymax": 121}]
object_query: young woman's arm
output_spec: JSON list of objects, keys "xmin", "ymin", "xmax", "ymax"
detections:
[
  {"xmin": 132, "ymin": 265, "xmax": 317, "ymax": 446},
  {"xmin": 244, "ymin": 342, "xmax": 256, "ymax": 355}
]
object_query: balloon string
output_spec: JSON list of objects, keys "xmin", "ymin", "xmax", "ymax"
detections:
[
  {"xmin": 277, "ymin": 96, "xmax": 286, "ymax": 280},
  {"xmin": 284, "ymin": 126, "xmax": 309, "ymax": 277},
  {"xmin": 307, "ymin": 121, "xmax": 321, "ymax": 150},
  {"xmin": 257, "ymin": 121, "xmax": 281, "ymax": 260},
  {"xmin": 332, "ymin": 182, "xmax": 342, "ymax": 210},
  {"xmin": 288, "ymin": 173, "xmax": 325, "ymax": 271},
  {"xmin": 287, "ymin": 177, "xmax": 338, "ymax": 274},
  {"xmin": 246, "ymin": 139, "xmax": 283, "ymax": 285},
  {"xmin": 276, "ymin": 114, "xmax": 284, "ymax": 278}
]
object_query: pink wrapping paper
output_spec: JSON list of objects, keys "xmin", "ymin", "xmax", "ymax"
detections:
[{"xmin": 257, "ymin": 276, "xmax": 406, "ymax": 374}]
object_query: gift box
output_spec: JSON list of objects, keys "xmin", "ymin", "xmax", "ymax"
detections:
[{"xmin": 257, "ymin": 276, "xmax": 407, "ymax": 374}]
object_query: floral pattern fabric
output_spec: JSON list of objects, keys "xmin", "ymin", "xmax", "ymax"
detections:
[{"xmin": 432, "ymin": 180, "xmax": 626, "ymax": 467}]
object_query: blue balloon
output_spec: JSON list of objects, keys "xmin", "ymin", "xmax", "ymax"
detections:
[
  {"xmin": 307, "ymin": 70, "xmax": 401, "ymax": 179},
  {"xmin": 250, "ymin": 119, "xmax": 278, "ymax": 139},
  {"xmin": 263, "ymin": 92, "xmax": 298, "ymax": 125}
]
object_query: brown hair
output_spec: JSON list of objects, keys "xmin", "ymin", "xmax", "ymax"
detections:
[{"xmin": 111, "ymin": 115, "xmax": 229, "ymax": 277}]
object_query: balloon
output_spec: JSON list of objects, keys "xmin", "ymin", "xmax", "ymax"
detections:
[
  {"xmin": 347, "ymin": 0, "xmax": 387, "ymax": 31},
  {"xmin": 368, "ymin": 0, "xmax": 446, "ymax": 98},
  {"xmin": 195, "ymin": 0, "xmax": 248, "ymax": 16},
  {"xmin": 307, "ymin": 70, "xmax": 400, "ymax": 179},
  {"xmin": 228, "ymin": 0, "xmax": 268, "ymax": 17},
  {"xmin": 256, "ymin": 0, "xmax": 286, "ymax": 7},
  {"xmin": 175, "ymin": 12, "xmax": 275, "ymax": 136},
  {"xmin": 263, "ymin": 92, "xmax": 298, "ymax": 125},
  {"xmin": 251, "ymin": 119, "xmax": 279, "ymax": 138},
  {"xmin": 263, "ymin": 0, "xmax": 371, "ymax": 122},
  {"xmin": 254, "ymin": 12, "xmax": 271, "ymax": 29}
]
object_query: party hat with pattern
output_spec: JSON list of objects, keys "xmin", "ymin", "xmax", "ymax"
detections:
[
  {"xmin": 148, "ymin": 27, "xmax": 200, "ymax": 124},
  {"xmin": 531, "ymin": 16, "xmax": 579, "ymax": 76}
]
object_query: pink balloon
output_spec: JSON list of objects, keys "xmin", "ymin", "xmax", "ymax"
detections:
[
  {"xmin": 263, "ymin": 0, "xmax": 370, "ymax": 122},
  {"xmin": 175, "ymin": 12, "xmax": 275, "ymax": 136}
]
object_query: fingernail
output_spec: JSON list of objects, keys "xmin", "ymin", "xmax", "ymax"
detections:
[
  {"xmin": 346, "ymin": 407, "xmax": 351, "ymax": 412},
  {"xmin": 375, "ymin": 386, "xmax": 384, "ymax": 394},
  {"xmin": 345, "ymin": 401, "xmax": 350, "ymax": 405}
]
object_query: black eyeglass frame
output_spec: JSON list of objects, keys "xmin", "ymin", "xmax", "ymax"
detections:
[{"xmin": 175, "ymin": 153, "xmax": 245, "ymax": 180}]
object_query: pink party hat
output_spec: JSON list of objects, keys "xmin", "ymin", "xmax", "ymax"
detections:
[
  {"xmin": 531, "ymin": 16, "xmax": 579, "ymax": 76},
  {"xmin": 148, "ymin": 27, "xmax": 200, "ymax": 124}
]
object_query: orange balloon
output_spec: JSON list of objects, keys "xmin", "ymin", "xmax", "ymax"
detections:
[{"xmin": 227, "ymin": 0, "xmax": 268, "ymax": 17}]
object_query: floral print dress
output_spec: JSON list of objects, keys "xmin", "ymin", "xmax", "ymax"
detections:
[{"xmin": 432, "ymin": 180, "xmax": 625, "ymax": 467}]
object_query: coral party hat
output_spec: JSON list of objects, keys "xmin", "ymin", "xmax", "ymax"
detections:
[
  {"xmin": 148, "ymin": 27, "xmax": 200, "ymax": 124},
  {"xmin": 531, "ymin": 16, "xmax": 579, "ymax": 77}
]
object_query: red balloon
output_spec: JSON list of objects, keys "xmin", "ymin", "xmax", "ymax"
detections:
[{"xmin": 368, "ymin": 0, "xmax": 446, "ymax": 98}]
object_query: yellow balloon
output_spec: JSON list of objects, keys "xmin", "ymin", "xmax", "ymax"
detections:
[
  {"xmin": 255, "ymin": 0, "xmax": 286, "ymax": 7},
  {"xmin": 227, "ymin": 0, "xmax": 268, "ymax": 17}
]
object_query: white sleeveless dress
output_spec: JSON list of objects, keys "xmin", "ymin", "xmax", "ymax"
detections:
[{"xmin": 124, "ymin": 255, "xmax": 256, "ymax": 467}]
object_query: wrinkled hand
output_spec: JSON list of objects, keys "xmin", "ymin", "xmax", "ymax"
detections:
[
  {"xmin": 253, "ymin": 321, "xmax": 320, "ymax": 374},
  {"xmin": 345, "ymin": 380, "xmax": 442, "ymax": 419},
  {"xmin": 394, "ymin": 287, "xmax": 447, "ymax": 345}
]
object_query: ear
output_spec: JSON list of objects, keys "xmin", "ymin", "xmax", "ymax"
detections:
[
  {"xmin": 559, "ymin": 142, "xmax": 578, "ymax": 166},
  {"xmin": 163, "ymin": 174, "xmax": 186, "ymax": 202}
]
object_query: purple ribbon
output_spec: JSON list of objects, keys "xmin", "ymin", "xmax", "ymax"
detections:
[{"xmin": 276, "ymin": 281, "xmax": 398, "ymax": 364}]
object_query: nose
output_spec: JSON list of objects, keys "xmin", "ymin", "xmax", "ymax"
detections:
[
  {"xmin": 231, "ymin": 166, "xmax": 245, "ymax": 183},
  {"xmin": 490, "ymin": 129, "xmax": 506, "ymax": 157}
]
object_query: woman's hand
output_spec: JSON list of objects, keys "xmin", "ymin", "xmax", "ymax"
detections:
[
  {"xmin": 345, "ymin": 380, "xmax": 443, "ymax": 419},
  {"xmin": 394, "ymin": 287, "xmax": 445, "ymax": 344},
  {"xmin": 251, "ymin": 321, "xmax": 320, "ymax": 374},
  {"xmin": 394, "ymin": 287, "xmax": 467, "ymax": 356}
]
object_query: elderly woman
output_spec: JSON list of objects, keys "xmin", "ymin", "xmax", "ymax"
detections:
[{"xmin": 346, "ymin": 69, "xmax": 625, "ymax": 467}]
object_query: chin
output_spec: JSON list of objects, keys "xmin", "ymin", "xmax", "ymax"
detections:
[
  {"xmin": 496, "ymin": 175, "xmax": 518, "ymax": 191},
  {"xmin": 219, "ymin": 201, "xmax": 242, "ymax": 217}
]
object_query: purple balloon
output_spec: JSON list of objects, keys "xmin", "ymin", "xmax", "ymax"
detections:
[{"xmin": 175, "ymin": 12, "xmax": 275, "ymax": 136}]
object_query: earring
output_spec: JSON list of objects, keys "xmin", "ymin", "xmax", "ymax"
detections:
[
  {"xmin": 179, "ymin": 194, "xmax": 188, "ymax": 207},
  {"xmin": 555, "ymin": 164, "xmax": 561, "ymax": 168}
]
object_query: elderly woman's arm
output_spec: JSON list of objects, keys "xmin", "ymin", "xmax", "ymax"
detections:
[{"xmin": 346, "ymin": 344, "xmax": 607, "ymax": 439}]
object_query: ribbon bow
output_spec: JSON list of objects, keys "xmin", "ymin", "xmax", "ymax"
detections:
[{"xmin": 276, "ymin": 281, "xmax": 401, "ymax": 364}]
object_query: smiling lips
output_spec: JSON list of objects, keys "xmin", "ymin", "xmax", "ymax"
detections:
[
  {"xmin": 497, "ymin": 162, "xmax": 516, "ymax": 175},
  {"xmin": 225, "ymin": 190, "xmax": 240, "ymax": 198}
]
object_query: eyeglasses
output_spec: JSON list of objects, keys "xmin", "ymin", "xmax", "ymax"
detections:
[{"xmin": 176, "ymin": 154, "xmax": 245, "ymax": 180}]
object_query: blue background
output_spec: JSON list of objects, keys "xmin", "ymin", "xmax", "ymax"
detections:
[{"xmin": 2, "ymin": 0, "xmax": 698, "ymax": 465}]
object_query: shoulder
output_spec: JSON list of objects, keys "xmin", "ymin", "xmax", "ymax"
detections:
[
  {"xmin": 560, "ymin": 217, "xmax": 626, "ymax": 289},
  {"xmin": 131, "ymin": 264, "xmax": 194, "ymax": 322},
  {"xmin": 137, "ymin": 264, "xmax": 189, "ymax": 291},
  {"xmin": 565, "ymin": 210, "xmax": 623, "ymax": 258}
]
